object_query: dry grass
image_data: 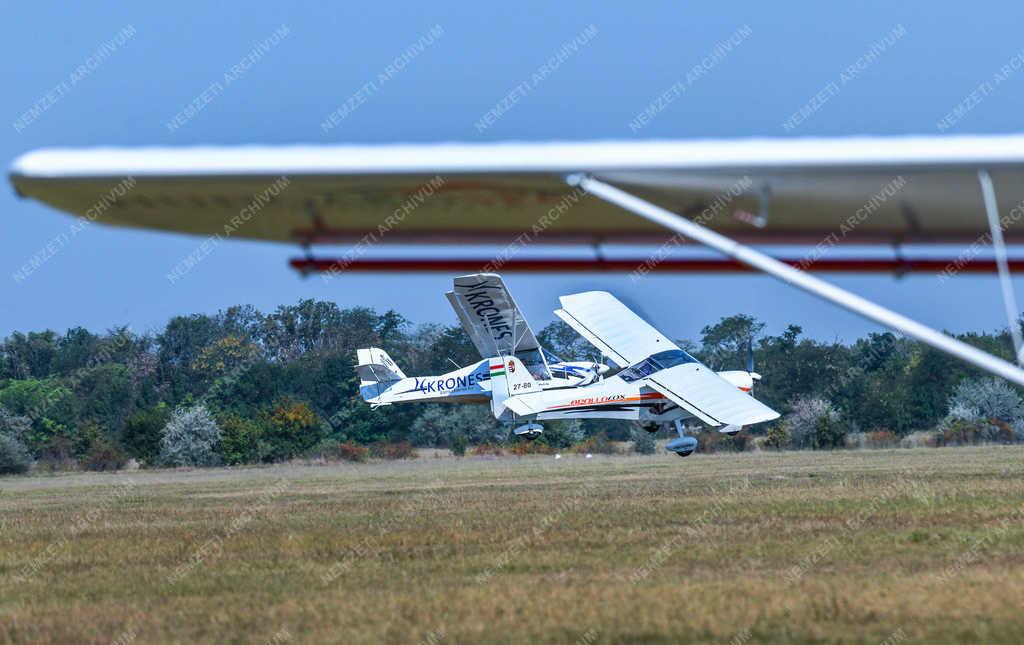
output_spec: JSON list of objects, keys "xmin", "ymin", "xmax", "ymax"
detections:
[{"xmin": 2, "ymin": 447, "xmax": 1024, "ymax": 643}]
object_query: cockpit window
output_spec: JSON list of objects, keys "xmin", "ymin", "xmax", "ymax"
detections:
[
  {"xmin": 618, "ymin": 349, "xmax": 698, "ymax": 382},
  {"xmin": 649, "ymin": 349, "xmax": 698, "ymax": 368}
]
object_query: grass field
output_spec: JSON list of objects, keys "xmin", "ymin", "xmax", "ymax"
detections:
[{"xmin": 2, "ymin": 446, "xmax": 1024, "ymax": 644}]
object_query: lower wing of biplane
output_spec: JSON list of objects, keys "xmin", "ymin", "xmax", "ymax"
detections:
[{"xmin": 11, "ymin": 134, "xmax": 1024, "ymax": 386}]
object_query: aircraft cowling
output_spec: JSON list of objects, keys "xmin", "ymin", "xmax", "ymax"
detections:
[{"xmin": 716, "ymin": 370, "xmax": 755, "ymax": 393}]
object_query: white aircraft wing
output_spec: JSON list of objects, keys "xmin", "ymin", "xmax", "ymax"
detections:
[
  {"xmin": 644, "ymin": 366, "xmax": 780, "ymax": 427},
  {"xmin": 556, "ymin": 291, "xmax": 779, "ymax": 426},
  {"xmin": 554, "ymin": 291, "xmax": 673, "ymax": 367},
  {"xmin": 11, "ymin": 135, "xmax": 1024, "ymax": 246},
  {"xmin": 12, "ymin": 134, "xmax": 1024, "ymax": 388},
  {"xmin": 447, "ymin": 273, "xmax": 540, "ymax": 358}
]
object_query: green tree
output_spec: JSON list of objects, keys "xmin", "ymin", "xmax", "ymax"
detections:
[
  {"xmin": 123, "ymin": 404, "xmax": 171, "ymax": 462},
  {"xmin": 409, "ymin": 404, "xmax": 500, "ymax": 447},
  {"xmin": 217, "ymin": 413, "xmax": 270, "ymax": 464},
  {"xmin": 537, "ymin": 321, "xmax": 596, "ymax": 362},
  {"xmin": 700, "ymin": 314, "xmax": 765, "ymax": 370},
  {"xmin": 74, "ymin": 363, "xmax": 136, "ymax": 440},
  {"xmin": 0, "ymin": 379, "xmax": 77, "ymax": 453},
  {"xmin": 2, "ymin": 331, "xmax": 59, "ymax": 379},
  {"xmin": 160, "ymin": 406, "xmax": 221, "ymax": 467},
  {"xmin": 0, "ymin": 433, "xmax": 32, "ymax": 474},
  {"xmin": 632, "ymin": 427, "xmax": 656, "ymax": 454},
  {"xmin": 263, "ymin": 397, "xmax": 323, "ymax": 460},
  {"xmin": 813, "ymin": 412, "xmax": 848, "ymax": 449},
  {"xmin": 764, "ymin": 422, "xmax": 790, "ymax": 450}
]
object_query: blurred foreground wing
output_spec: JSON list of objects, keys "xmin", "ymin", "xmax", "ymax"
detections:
[{"xmin": 13, "ymin": 135, "xmax": 1024, "ymax": 245}]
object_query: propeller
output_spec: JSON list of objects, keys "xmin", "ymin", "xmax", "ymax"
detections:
[{"xmin": 746, "ymin": 337, "xmax": 762, "ymax": 388}]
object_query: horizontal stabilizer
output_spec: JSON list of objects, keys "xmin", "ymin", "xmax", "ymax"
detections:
[{"xmin": 502, "ymin": 395, "xmax": 540, "ymax": 416}]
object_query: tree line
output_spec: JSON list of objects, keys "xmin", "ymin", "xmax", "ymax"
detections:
[{"xmin": 1, "ymin": 299, "xmax": 1022, "ymax": 474}]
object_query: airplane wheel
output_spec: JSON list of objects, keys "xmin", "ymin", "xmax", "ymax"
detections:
[
  {"xmin": 643, "ymin": 423, "xmax": 660, "ymax": 434},
  {"xmin": 675, "ymin": 450, "xmax": 693, "ymax": 458}
]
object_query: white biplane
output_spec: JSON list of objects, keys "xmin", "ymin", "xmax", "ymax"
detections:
[{"xmin": 357, "ymin": 273, "xmax": 776, "ymax": 456}]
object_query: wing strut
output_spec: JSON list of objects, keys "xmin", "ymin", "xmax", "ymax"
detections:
[
  {"xmin": 567, "ymin": 173, "xmax": 1024, "ymax": 388},
  {"xmin": 978, "ymin": 170, "xmax": 1024, "ymax": 365}
]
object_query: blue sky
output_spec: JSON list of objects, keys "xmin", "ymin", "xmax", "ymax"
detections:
[{"xmin": 4, "ymin": 1, "xmax": 1024, "ymax": 344}]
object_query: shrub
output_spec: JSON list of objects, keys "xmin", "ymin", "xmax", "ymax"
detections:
[
  {"xmin": 573, "ymin": 432, "xmax": 617, "ymax": 455},
  {"xmin": 696, "ymin": 431, "xmax": 721, "ymax": 453},
  {"xmin": 81, "ymin": 439, "xmax": 128, "ymax": 471},
  {"xmin": 369, "ymin": 441, "xmax": 416, "ymax": 460},
  {"xmin": 537, "ymin": 421, "xmax": 584, "ymax": 449},
  {"xmin": 864, "ymin": 430, "xmax": 897, "ymax": 449},
  {"xmin": 948, "ymin": 377, "xmax": 1024, "ymax": 423},
  {"xmin": 899, "ymin": 431, "xmax": 937, "ymax": 449},
  {"xmin": 729, "ymin": 428, "xmax": 753, "ymax": 452},
  {"xmin": 937, "ymin": 418, "xmax": 1016, "ymax": 446},
  {"xmin": 510, "ymin": 440, "xmax": 554, "ymax": 456},
  {"xmin": 313, "ymin": 440, "xmax": 369, "ymax": 462},
  {"xmin": 787, "ymin": 397, "xmax": 844, "ymax": 449},
  {"xmin": 472, "ymin": 443, "xmax": 504, "ymax": 457},
  {"xmin": 265, "ymin": 398, "xmax": 323, "ymax": 460},
  {"xmin": 123, "ymin": 405, "xmax": 171, "ymax": 463},
  {"xmin": 0, "ymin": 406, "xmax": 31, "ymax": 440},
  {"xmin": 218, "ymin": 413, "xmax": 270, "ymax": 465},
  {"xmin": 337, "ymin": 442, "xmax": 370, "ymax": 462},
  {"xmin": 38, "ymin": 436, "xmax": 76, "ymax": 471},
  {"xmin": 449, "ymin": 432, "xmax": 468, "ymax": 457},
  {"xmin": 410, "ymin": 404, "xmax": 503, "ymax": 447},
  {"xmin": 813, "ymin": 413, "xmax": 847, "ymax": 449},
  {"xmin": 1013, "ymin": 419, "xmax": 1024, "ymax": 443},
  {"xmin": 159, "ymin": 406, "xmax": 222, "ymax": 467},
  {"xmin": 73, "ymin": 419, "xmax": 104, "ymax": 457},
  {"xmin": 0, "ymin": 433, "xmax": 32, "ymax": 475},
  {"xmin": 0, "ymin": 380, "xmax": 76, "ymax": 453},
  {"xmin": 632, "ymin": 427, "xmax": 656, "ymax": 454},
  {"xmin": 764, "ymin": 422, "xmax": 790, "ymax": 450},
  {"xmin": 938, "ymin": 385, "xmax": 1021, "ymax": 446}
]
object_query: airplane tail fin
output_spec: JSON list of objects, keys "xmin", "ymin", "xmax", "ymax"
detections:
[
  {"xmin": 356, "ymin": 347, "xmax": 406, "ymax": 401},
  {"xmin": 488, "ymin": 356, "xmax": 538, "ymax": 418}
]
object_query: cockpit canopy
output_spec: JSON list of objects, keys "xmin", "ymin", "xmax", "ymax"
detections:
[{"xmin": 617, "ymin": 349, "xmax": 698, "ymax": 383}]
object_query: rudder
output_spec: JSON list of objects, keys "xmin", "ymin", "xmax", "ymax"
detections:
[
  {"xmin": 356, "ymin": 347, "xmax": 406, "ymax": 401},
  {"xmin": 488, "ymin": 356, "xmax": 539, "ymax": 419}
]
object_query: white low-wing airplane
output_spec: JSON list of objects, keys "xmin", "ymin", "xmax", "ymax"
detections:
[{"xmin": 357, "ymin": 274, "xmax": 777, "ymax": 456}]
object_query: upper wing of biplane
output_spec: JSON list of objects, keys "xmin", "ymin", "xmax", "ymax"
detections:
[
  {"xmin": 556, "ymin": 291, "xmax": 779, "ymax": 426},
  {"xmin": 446, "ymin": 273, "xmax": 541, "ymax": 358}
]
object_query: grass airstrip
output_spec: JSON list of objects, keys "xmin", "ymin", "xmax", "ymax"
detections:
[{"xmin": 2, "ymin": 446, "xmax": 1024, "ymax": 643}]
